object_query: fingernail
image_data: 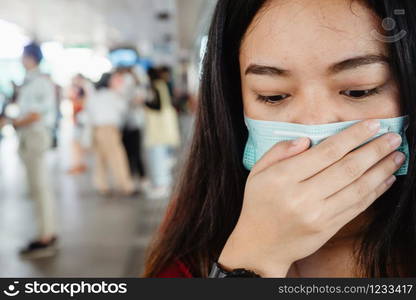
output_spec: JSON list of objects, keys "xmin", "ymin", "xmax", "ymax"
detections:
[
  {"xmin": 290, "ymin": 137, "xmax": 307, "ymax": 148},
  {"xmin": 366, "ymin": 120, "xmax": 381, "ymax": 132},
  {"xmin": 388, "ymin": 134, "xmax": 402, "ymax": 149},
  {"xmin": 394, "ymin": 152, "xmax": 405, "ymax": 166},
  {"xmin": 385, "ymin": 175, "xmax": 396, "ymax": 186}
]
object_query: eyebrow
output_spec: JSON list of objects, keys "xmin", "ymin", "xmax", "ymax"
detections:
[
  {"xmin": 245, "ymin": 64, "xmax": 290, "ymax": 76},
  {"xmin": 328, "ymin": 54, "xmax": 389, "ymax": 74},
  {"xmin": 244, "ymin": 54, "xmax": 389, "ymax": 77}
]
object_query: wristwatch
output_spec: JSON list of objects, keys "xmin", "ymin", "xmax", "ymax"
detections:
[{"xmin": 208, "ymin": 262, "xmax": 261, "ymax": 278}]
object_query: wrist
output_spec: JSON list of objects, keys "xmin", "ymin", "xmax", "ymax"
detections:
[
  {"xmin": 219, "ymin": 236, "xmax": 292, "ymax": 277},
  {"xmin": 218, "ymin": 259, "xmax": 290, "ymax": 278},
  {"xmin": 218, "ymin": 251, "xmax": 291, "ymax": 278}
]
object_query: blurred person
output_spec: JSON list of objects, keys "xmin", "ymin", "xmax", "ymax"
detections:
[
  {"xmin": 67, "ymin": 74, "xmax": 93, "ymax": 174},
  {"xmin": 44, "ymin": 74, "xmax": 62, "ymax": 149},
  {"xmin": 172, "ymin": 61, "xmax": 192, "ymax": 114},
  {"xmin": 86, "ymin": 71, "xmax": 136, "ymax": 197},
  {"xmin": 158, "ymin": 66, "xmax": 174, "ymax": 99},
  {"xmin": 118, "ymin": 67, "xmax": 151, "ymax": 192},
  {"xmin": 4, "ymin": 42, "xmax": 58, "ymax": 259},
  {"xmin": 144, "ymin": 67, "xmax": 181, "ymax": 199}
]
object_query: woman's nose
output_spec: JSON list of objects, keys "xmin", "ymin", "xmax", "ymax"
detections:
[{"xmin": 285, "ymin": 90, "xmax": 342, "ymax": 125}]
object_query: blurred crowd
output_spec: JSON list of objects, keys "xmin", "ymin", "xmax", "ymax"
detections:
[
  {"xmin": 68, "ymin": 65, "xmax": 188, "ymax": 198},
  {"xmin": 0, "ymin": 41, "xmax": 197, "ymax": 259}
]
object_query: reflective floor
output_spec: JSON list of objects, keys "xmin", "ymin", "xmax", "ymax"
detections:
[{"xmin": 0, "ymin": 120, "xmax": 171, "ymax": 277}]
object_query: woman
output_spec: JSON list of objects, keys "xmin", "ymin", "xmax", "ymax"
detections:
[
  {"xmin": 86, "ymin": 71, "xmax": 135, "ymax": 197},
  {"xmin": 144, "ymin": 0, "xmax": 416, "ymax": 277}
]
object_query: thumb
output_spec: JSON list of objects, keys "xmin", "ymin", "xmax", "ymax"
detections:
[{"xmin": 251, "ymin": 137, "xmax": 311, "ymax": 176}]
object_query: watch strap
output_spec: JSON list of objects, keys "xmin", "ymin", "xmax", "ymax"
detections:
[{"xmin": 208, "ymin": 262, "xmax": 261, "ymax": 278}]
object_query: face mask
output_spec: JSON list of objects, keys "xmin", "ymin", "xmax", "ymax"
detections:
[{"xmin": 243, "ymin": 115, "xmax": 410, "ymax": 176}]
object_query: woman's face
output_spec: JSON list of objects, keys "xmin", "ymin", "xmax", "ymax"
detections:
[{"xmin": 240, "ymin": 0, "xmax": 401, "ymax": 124}]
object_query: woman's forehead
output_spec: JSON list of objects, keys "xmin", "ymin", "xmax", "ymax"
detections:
[{"xmin": 240, "ymin": 0, "xmax": 387, "ymax": 68}]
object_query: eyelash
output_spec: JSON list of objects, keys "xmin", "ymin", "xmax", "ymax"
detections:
[
  {"xmin": 256, "ymin": 94, "xmax": 289, "ymax": 104},
  {"xmin": 256, "ymin": 87, "xmax": 382, "ymax": 104},
  {"xmin": 339, "ymin": 87, "xmax": 381, "ymax": 99}
]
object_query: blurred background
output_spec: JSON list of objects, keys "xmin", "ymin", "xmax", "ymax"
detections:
[{"xmin": 0, "ymin": 0, "xmax": 216, "ymax": 277}]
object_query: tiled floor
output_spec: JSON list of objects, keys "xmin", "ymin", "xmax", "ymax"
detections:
[{"xmin": 0, "ymin": 121, "xmax": 172, "ymax": 277}]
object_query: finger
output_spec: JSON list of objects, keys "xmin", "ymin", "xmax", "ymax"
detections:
[
  {"xmin": 250, "ymin": 137, "xmax": 310, "ymax": 177},
  {"xmin": 329, "ymin": 175, "xmax": 396, "ymax": 231},
  {"xmin": 324, "ymin": 150, "xmax": 404, "ymax": 219},
  {"xmin": 302, "ymin": 132, "xmax": 402, "ymax": 199},
  {"xmin": 274, "ymin": 119, "xmax": 381, "ymax": 181}
]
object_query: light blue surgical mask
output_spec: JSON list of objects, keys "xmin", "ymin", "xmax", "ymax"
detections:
[{"xmin": 243, "ymin": 115, "xmax": 409, "ymax": 176}]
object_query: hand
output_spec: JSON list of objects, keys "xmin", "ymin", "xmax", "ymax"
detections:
[
  {"xmin": 27, "ymin": 112, "xmax": 40, "ymax": 122},
  {"xmin": 13, "ymin": 112, "xmax": 40, "ymax": 128},
  {"xmin": 132, "ymin": 96, "xmax": 146, "ymax": 105},
  {"xmin": 0, "ymin": 117, "xmax": 7, "ymax": 128},
  {"xmin": 218, "ymin": 119, "xmax": 404, "ymax": 277}
]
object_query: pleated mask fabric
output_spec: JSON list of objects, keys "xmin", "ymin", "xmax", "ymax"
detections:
[{"xmin": 243, "ymin": 115, "xmax": 409, "ymax": 176}]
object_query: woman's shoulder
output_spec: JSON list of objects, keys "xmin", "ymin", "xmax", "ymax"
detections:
[{"xmin": 155, "ymin": 260, "xmax": 194, "ymax": 278}]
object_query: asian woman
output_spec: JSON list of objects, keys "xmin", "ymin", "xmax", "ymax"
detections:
[{"xmin": 144, "ymin": 0, "xmax": 416, "ymax": 277}]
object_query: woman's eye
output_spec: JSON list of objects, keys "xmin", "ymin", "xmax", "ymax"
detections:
[
  {"xmin": 341, "ymin": 88, "xmax": 380, "ymax": 99},
  {"xmin": 256, "ymin": 94, "xmax": 290, "ymax": 103}
]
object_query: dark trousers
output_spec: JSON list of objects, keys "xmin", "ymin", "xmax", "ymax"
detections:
[{"xmin": 122, "ymin": 127, "xmax": 146, "ymax": 178}]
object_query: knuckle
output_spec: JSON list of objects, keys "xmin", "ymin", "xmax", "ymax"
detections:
[
  {"xmin": 322, "ymin": 142, "xmax": 341, "ymax": 161},
  {"xmin": 286, "ymin": 199, "xmax": 300, "ymax": 215},
  {"xmin": 272, "ymin": 167, "xmax": 290, "ymax": 184},
  {"xmin": 383, "ymin": 163, "xmax": 396, "ymax": 178},
  {"xmin": 354, "ymin": 180, "xmax": 369, "ymax": 198},
  {"xmin": 256, "ymin": 170, "xmax": 286, "ymax": 192},
  {"xmin": 342, "ymin": 158, "xmax": 362, "ymax": 179},
  {"xmin": 372, "ymin": 139, "xmax": 387, "ymax": 158},
  {"xmin": 264, "ymin": 168, "xmax": 282, "ymax": 184},
  {"xmin": 356, "ymin": 199, "xmax": 369, "ymax": 213},
  {"xmin": 300, "ymin": 210, "xmax": 323, "ymax": 232},
  {"xmin": 355, "ymin": 194, "xmax": 374, "ymax": 213},
  {"xmin": 351, "ymin": 125, "xmax": 366, "ymax": 142},
  {"xmin": 380, "ymin": 179, "xmax": 391, "ymax": 193}
]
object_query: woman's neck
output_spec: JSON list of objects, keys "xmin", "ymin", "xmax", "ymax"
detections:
[{"xmin": 287, "ymin": 208, "xmax": 375, "ymax": 277}]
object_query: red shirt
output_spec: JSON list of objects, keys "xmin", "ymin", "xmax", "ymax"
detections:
[{"xmin": 156, "ymin": 260, "xmax": 194, "ymax": 278}]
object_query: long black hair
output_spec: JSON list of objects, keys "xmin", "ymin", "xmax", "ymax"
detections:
[{"xmin": 144, "ymin": 0, "xmax": 416, "ymax": 277}]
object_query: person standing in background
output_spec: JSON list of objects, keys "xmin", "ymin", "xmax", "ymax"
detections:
[
  {"xmin": 144, "ymin": 67, "xmax": 181, "ymax": 199},
  {"xmin": 158, "ymin": 66, "xmax": 174, "ymax": 100},
  {"xmin": 86, "ymin": 71, "xmax": 136, "ymax": 197},
  {"xmin": 11, "ymin": 42, "xmax": 58, "ymax": 259},
  {"xmin": 118, "ymin": 67, "xmax": 151, "ymax": 192},
  {"xmin": 67, "ymin": 74, "xmax": 93, "ymax": 174},
  {"xmin": 44, "ymin": 74, "xmax": 62, "ymax": 149}
]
